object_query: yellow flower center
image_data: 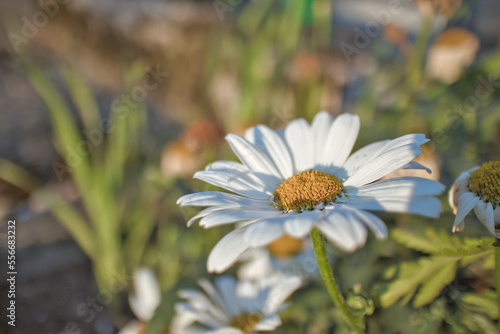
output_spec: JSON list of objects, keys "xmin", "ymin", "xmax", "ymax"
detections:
[
  {"xmin": 468, "ymin": 161, "xmax": 500, "ymax": 206},
  {"xmin": 273, "ymin": 170, "xmax": 343, "ymax": 212},
  {"xmin": 267, "ymin": 235, "xmax": 304, "ymax": 259},
  {"xmin": 230, "ymin": 313, "xmax": 263, "ymax": 333}
]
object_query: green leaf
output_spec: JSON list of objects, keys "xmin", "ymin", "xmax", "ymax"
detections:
[
  {"xmin": 45, "ymin": 192, "xmax": 95, "ymax": 259},
  {"xmin": 390, "ymin": 228, "xmax": 461, "ymax": 254},
  {"xmin": 458, "ymin": 291, "xmax": 499, "ymax": 320},
  {"xmin": 413, "ymin": 259, "xmax": 458, "ymax": 307},
  {"xmin": 379, "ymin": 257, "xmax": 459, "ymax": 308}
]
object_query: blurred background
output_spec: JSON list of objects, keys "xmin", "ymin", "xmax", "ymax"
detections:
[{"xmin": 0, "ymin": 0, "xmax": 500, "ymax": 333}]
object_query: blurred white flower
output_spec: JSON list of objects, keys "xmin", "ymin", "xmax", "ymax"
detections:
[
  {"xmin": 450, "ymin": 161, "xmax": 500, "ymax": 238},
  {"xmin": 119, "ymin": 268, "xmax": 161, "ymax": 334},
  {"xmin": 178, "ymin": 112, "xmax": 445, "ymax": 273},
  {"xmin": 173, "ymin": 275, "xmax": 301, "ymax": 334},
  {"xmin": 238, "ymin": 236, "xmax": 320, "ymax": 282}
]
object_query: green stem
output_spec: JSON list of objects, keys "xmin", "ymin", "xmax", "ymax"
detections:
[
  {"xmin": 311, "ymin": 227, "xmax": 363, "ymax": 334},
  {"xmin": 495, "ymin": 241, "xmax": 500, "ymax": 332}
]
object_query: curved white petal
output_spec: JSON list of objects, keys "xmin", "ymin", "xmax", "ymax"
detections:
[
  {"xmin": 178, "ymin": 191, "xmax": 270, "ymax": 208},
  {"xmin": 209, "ymin": 328, "xmax": 244, "ymax": 334},
  {"xmin": 263, "ymin": 276, "xmax": 302, "ymax": 314},
  {"xmin": 215, "ymin": 276, "xmax": 241, "ymax": 317},
  {"xmin": 254, "ymin": 314, "xmax": 281, "ymax": 330},
  {"xmin": 320, "ymin": 114, "xmax": 360, "ymax": 168},
  {"xmin": 342, "ymin": 206, "xmax": 388, "ymax": 239},
  {"xmin": 311, "ymin": 111, "xmax": 334, "ymax": 166},
  {"xmin": 341, "ymin": 139, "xmax": 390, "ymax": 178},
  {"xmin": 194, "ymin": 170, "xmax": 272, "ymax": 200},
  {"xmin": 282, "ymin": 211, "xmax": 321, "ymax": 238},
  {"xmin": 344, "ymin": 143, "xmax": 424, "ymax": 188},
  {"xmin": 129, "ymin": 268, "xmax": 160, "ymax": 322},
  {"xmin": 118, "ymin": 320, "xmax": 145, "ymax": 334},
  {"xmin": 243, "ymin": 219, "xmax": 286, "ymax": 247},
  {"xmin": 197, "ymin": 279, "xmax": 230, "ymax": 316},
  {"xmin": 474, "ymin": 201, "xmax": 496, "ymax": 236},
  {"xmin": 199, "ymin": 208, "xmax": 280, "ymax": 228},
  {"xmin": 207, "ymin": 226, "xmax": 252, "ymax": 273},
  {"xmin": 317, "ymin": 209, "xmax": 368, "ymax": 252},
  {"xmin": 284, "ymin": 118, "xmax": 314, "ymax": 172},
  {"xmin": 345, "ymin": 196, "xmax": 442, "ymax": 218},
  {"xmin": 178, "ymin": 290, "xmax": 228, "ymax": 324},
  {"xmin": 225, "ymin": 134, "xmax": 283, "ymax": 183},
  {"xmin": 187, "ymin": 207, "xmax": 230, "ymax": 227},
  {"xmin": 452, "ymin": 192, "xmax": 480, "ymax": 232},
  {"xmin": 175, "ymin": 302, "xmax": 224, "ymax": 329},
  {"xmin": 245, "ymin": 125, "xmax": 294, "ymax": 179},
  {"xmin": 347, "ymin": 177, "xmax": 445, "ymax": 197}
]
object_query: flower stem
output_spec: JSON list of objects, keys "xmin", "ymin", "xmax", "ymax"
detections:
[
  {"xmin": 311, "ymin": 227, "xmax": 363, "ymax": 334},
  {"xmin": 495, "ymin": 240, "xmax": 500, "ymax": 332}
]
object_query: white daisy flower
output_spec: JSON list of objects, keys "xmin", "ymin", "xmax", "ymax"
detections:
[
  {"xmin": 177, "ymin": 111, "xmax": 445, "ymax": 273},
  {"xmin": 119, "ymin": 268, "xmax": 161, "ymax": 334},
  {"xmin": 238, "ymin": 236, "xmax": 320, "ymax": 282},
  {"xmin": 173, "ymin": 275, "xmax": 301, "ymax": 334},
  {"xmin": 449, "ymin": 161, "xmax": 500, "ymax": 238}
]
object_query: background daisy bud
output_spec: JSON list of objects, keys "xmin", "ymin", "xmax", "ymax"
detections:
[{"xmin": 426, "ymin": 28, "xmax": 480, "ymax": 84}]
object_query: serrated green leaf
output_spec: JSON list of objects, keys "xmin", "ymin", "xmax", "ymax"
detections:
[
  {"xmin": 391, "ymin": 228, "xmax": 459, "ymax": 254},
  {"xmin": 391, "ymin": 229, "xmax": 442, "ymax": 254},
  {"xmin": 413, "ymin": 259, "xmax": 458, "ymax": 307},
  {"xmin": 379, "ymin": 257, "xmax": 459, "ymax": 308},
  {"xmin": 459, "ymin": 291, "xmax": 499, "ymax": 320}
]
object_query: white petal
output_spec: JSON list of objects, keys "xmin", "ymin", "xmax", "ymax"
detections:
[
  {"xmin": 178, "ymin": 191, "xmax": 270, "ymax": 208},
  {"xmin": 225, "ymin": 134, "xmax": 283, "ymax": 182},
  {"xmin": 175, "ymin": 302, "xmax": 224, "ymax": 329},
  {"xmin": 245, "ymin": 125, "xmax": 294, "ymax": 179},
  {"xmin": 284, "ymin": 118, "xmax": 314, "ymax": 172},
  {"xmin": 129, "ymin": 268, "xmax": 160, "ymax": 322},
  {"xmin": 401, "ymin": 161, "xmax": 432, "ymax": 173},
  {"xmin": 344, "ymin": 143, "xmax": 424, "ymax": 187},
  {"xmin": 344, "ymin": 206, "xmax": 388, "ymax": 239},
  {"xmin": 187, "ymin": 207, "xmax": 229, "ymax": 227},
  {"xmin": 319, "ymin": 114, "xmax": 360, "ymax": 168},
  {"xmin": 254, "ymin": 315, "xmax": 281, "ymax": 330},
  {"xmin": 347, "ymin": 177, "xmax": 445, "ymax": 197},
  {"xmin": 474, "ymin": 201, "xmax": 496, "ymax": 236},
  {"xmin": 452, "ymin": 192, "xmax": 480, "ymax": 232},
  {"xmin": 311, "ymin": 111, "xmax": 334, "ymax": 166},
  {"xmin": 341, "ymin": 139, "xmax": 390, "ymax": 178},
  {"xmin": 194, "ymin": 170, "xmax": 272, "ymax": 200},
  {"xmin": 118, "ymin": 320, "xmax": 145, "ymax": 334},
  {"xmin": 198, "ymin": 279, "xmax": 230, "ymax": 315},
  {"xmin": 199, "ymin": 208, "xmax": 280, "ymax": 228},
  {"xmin": 243, "ymin": 219, "xmax": 286, "ymax": 247},
  {"xmin": 346, "ymin": 196, "xmax": 442, "ymax": 218},
  {"xmin": 205, "ymin": 161, "xmax": 279, "ymax": 188},
  {"xmin": 209, "ymin": 328, "xmax": 243, "ymax": 334},
  {"xmin": 178, "ymin": 290, "xmax": 228, "ymax": 324},
  {"xmin": 207, "ymin": 226, "xmax": 252, "ymax": 273},
  {"xmin": 263, "ymin": 276, "xmax": 302, "ymax": 314},
  {"xmin": 282, "ymin": 211, "xmax": 321, "ymax": 238},
  {"xmin": 317, "ymin": 209, "xmax": 368, "ymax": 252},
  {"xmin": 215, "ymin": 276, "xmax": 241, "ymax": 317}
]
